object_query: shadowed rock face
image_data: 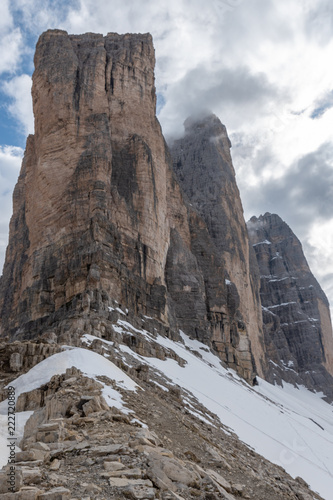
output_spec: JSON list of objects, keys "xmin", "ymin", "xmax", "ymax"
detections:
[
  {"xmin": 169, "ymin": 115, "xmax": 265, "ymax": 378},
  {"xmin": 0, "ymin": 30, "xmax": 263, "ymax": 383},
  {"xmin": 248, "ymin": 213, "xmax": 333, "ymax": 400}
]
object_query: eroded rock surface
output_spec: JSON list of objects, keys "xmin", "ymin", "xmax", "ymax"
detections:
[{"xmin": 0, "ymin": 29, "xmax": 170, "ymax": 341}]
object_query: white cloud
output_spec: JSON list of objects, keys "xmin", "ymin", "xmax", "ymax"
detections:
[
  {"xmin": 2, "ymin": 74, "xmax": 34, "ymax": 136},
  {"xmin": 236, "ymin": 139, "xmax": 333, "ymax": 313},
  {"xmin": 0, "ymin": 29, "xmax": 23, "ymax": 74},
  {"xmin": 0, "ymin": 0, "xmax": 23, "ymax": 74},
  {"xmin": 0, "ymin": 0, "xmax": 13, "ymax": 32},
  {"xmin": 0, "ymin": 146, "xmax": 23, "ymax": 273},
  {"xmin": 305, "ymin": 220, "xmax": 333, "ymax": 319},
  {"xmin": 10, "ymin": 0, "xmax": 78, "ymax": 32}
]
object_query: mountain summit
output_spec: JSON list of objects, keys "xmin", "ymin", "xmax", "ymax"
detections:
[{"xmin": 1, "ymin": 29, "xmax": 332, "ymax": 395}]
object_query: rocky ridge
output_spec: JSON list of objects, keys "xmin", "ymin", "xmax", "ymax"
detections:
[{"xmin": 248, "ymin": 213, "xmax": 333, "ymax": 400}]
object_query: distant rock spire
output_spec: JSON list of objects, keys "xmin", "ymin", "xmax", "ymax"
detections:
[{"xmin": 248, "ymin": 212, "xmax": 333, "ymax": 400}]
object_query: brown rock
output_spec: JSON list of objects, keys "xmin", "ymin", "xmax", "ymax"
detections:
[
  {"xmin": 146, "ymin": 450, "xmax": 199, "ymax": 490},
  {"xmin": 21, "ymin": 467, "xmax": 43, "ymax": 485},
  {"xmin": 0, "ymin": 30, "xmax": 264, "ymax": 385},
  {"xmin": 124, "ymin": 485, "xmax": 156, "ymax": 499},
  {"xmin": 103, "ymin": 461, "xmax": 125, "ymax": 471},
  {"xmin": 89, "ymin": 443, "xmax": 124, "ymax": 456},
  {"xmin": 37, "ymin": 487, "xmax": 71, "ymax": 499},
  {"xmin": 9, "ymin": 352, "xmax": 23, "ymax": 371},
  {"xmin": 108, "ymin": 478, "xmax": 153, "ymax": 488},
  {"xmin": 0, "ymin": 488, "xmax": 42, "ymax": 500},
  {"xmin": 0, "ymin": 27, "xmax": 331, "ymax": 399},
  {"xmin": 15, "ymin": 450, "xmax": 37, "ymax": 462},
  {"xmin": 16, "ymin": 388, "xmax": 43, "ymax": 412},
  {"xmin": 0, "ymin": 29, "xmax": 170, "ymax": 341},
  {"xmin": 31, "ymin": 442, "xmax": 50, "ymax": 451},
  {"xmin": 49, "ymin": 459, "xmax": 61, "ymax": 471},
  {"xmin": 81, "ymin": 395, "xmax": 109, "ymax": 416},
  {"xmin": 205, "ymin": 469, "xmax": 232, "ymax": 492},
  {"xmin": 0, "ymin": 466, "xmax": 23, "ymax": 493}
]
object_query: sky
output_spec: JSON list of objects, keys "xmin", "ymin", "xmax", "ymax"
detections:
[{"xmin": 0, "ymin": 0, "xmax": 333, "ymax": 314}]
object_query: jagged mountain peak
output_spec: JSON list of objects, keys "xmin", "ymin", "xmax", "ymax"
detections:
[
  {"xmin": 184, "ymin": 112, "xmax": 222, "ymax": 130},
  {"xmin": 248, "ymin": 212, "xmax": 297, "ymax": 239},
  {"xmin": 1, "ymin": 28, "xmax": 332, "ymax": 395},
  {"xmin": 0, "ymin": 29, "xmax": 265, "ymax": 384}
]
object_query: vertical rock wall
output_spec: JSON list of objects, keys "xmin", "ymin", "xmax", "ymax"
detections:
[
  {"xmin": 3, "ymin": 29, "xmax": 332, "ymax": 393},
  {"xmin": 0, "ymin": 30, "xmax": 170, "ymax": 338}
]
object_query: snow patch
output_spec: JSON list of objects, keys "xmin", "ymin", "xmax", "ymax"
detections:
[
  {"xmin": 267, "ymin": 302, "xmax": 297, "ymax": 309},
  {"xmin": 118, "ymin": 328, "xmax": 333, "ymax": 500},
  {"xmin": 78, "ymin": 326, "xmax": 333, "ymax": 499},
  {"xmin": 253, "ymin": 239, "xmax": 271, "ymax": 246}
]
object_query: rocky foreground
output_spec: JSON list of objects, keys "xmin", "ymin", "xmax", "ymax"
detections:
[{"xmin": 0, "ymin": 334, "xmax": 324, "ymax": 500}]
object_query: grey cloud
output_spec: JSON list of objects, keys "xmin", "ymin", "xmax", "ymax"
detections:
[
  {"xmin": 318, "ymin": 272, "xmax": 333, "ymax": 300},
  {"xmin": 209, "ymin": 0, "xmax": 294, "ymax": 56},
  {"xmin": 306, "ymin": 0, "xmax": 333, "ymax": 45},
  {"xmin": 238, "ymin": 141, "xmax": 333, "ymax": 238},
  {"xmin": 160, "ymin": 64, "xmax": 279, "ymax": 139},
  {"xmin": 237, "ymin": 140, "xmax": 333, "ymax": 310}
]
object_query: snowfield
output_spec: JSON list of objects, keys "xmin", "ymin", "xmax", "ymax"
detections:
[{"xmin": 0, "ymin": 331, "xmax": 332, "ymax": 499}]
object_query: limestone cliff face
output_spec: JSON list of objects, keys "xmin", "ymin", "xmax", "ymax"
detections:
[
  {"xmin": 248, "ymin": 213, "xmax": 333, "ymax": 400},
  {"xmin": 0, "ymin": 29, "xmax": 170, "ymax": 339},
  {"xmin": 169, "ymin": 116, "xmax": 266, "ymax": 378},
  {"xmin": 0, "ymin": 30, "xmax": 261, "ymax": 383}
]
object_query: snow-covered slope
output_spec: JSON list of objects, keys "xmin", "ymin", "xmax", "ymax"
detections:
[
  {"xmin": 83, "ymin": 326, "xmax": 333, "ymax": 499},
  {"xmin": 1, "ymin": 326, "xmax": 332, "ymax": 499},
  {"xmin": 134, "ymin": 331, "xmax": 333, "ymax": 500}
]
